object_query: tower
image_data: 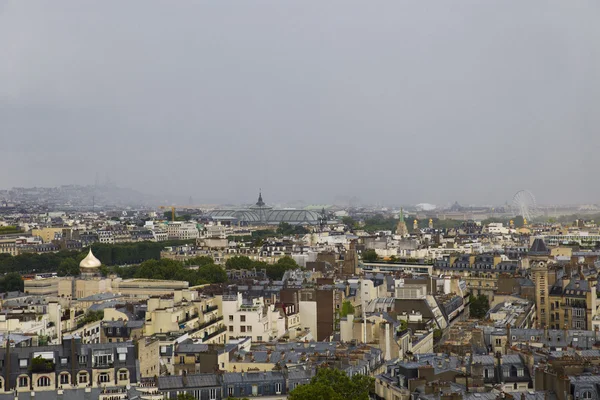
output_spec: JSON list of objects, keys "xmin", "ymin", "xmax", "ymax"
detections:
[
  {"xmin": 528, "ymin": 238, "xmax": 551, "ymax": 328},
  {"xmin": 249, "ymin": 190, "xmax": 272, "ymax": 224},
  {"xmin": 395, "ymin": 208, "xmax": 409, "ymax": 237}
]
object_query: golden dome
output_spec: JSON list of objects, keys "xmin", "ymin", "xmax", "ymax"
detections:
[{"xmin": 80, "ymin": 249, "xmax": 101, "ymax": 269}]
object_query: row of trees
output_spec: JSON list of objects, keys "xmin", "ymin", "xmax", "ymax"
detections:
[
  {"xmin": 0, "ymin": 240, "xmax": 195, "ymax": 275},
  {"xmin": 0, "ymin": 226, "xmax": 21, "ymax": 235},
  {"xmin": 109, "ymin": 258, "xmax": 227, "ymax": 286},
  {"xmin": 225, "ymin": 255, "xmax": 299, "ymax": 281},
  {"xmin": 276, "ymin": 222, "xmax": 309, "ymax": 236},
  {"xmin": 0, "ymin": 272, "xmax": 24, "ymax": 292}
]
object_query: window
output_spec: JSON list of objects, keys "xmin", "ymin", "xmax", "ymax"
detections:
[
  {"xmin": 228, "ymin": 386, "xmax": 234, "ymax": 396},
  {"xmin": 495, "ymin": 339, "xmax": 502, "ymax": 346},
  {"xmin": 119, "ymin": 370, "xmax": 128, "ymax": 381},
  {"xmin": 119, "ymin": 353, "xmax": 126, "ymax": 362},
  {"xmin": 18, "ymin": 376, "xmax": 28, "ymax": 387},
  {"xmin": 241, "ymin": 326, "xmax": 246, "ymax": 333},
  {"xmin": 247, "ymin": 326, "xmax": 252, "ymax": 332},
  {"xmin": 517, "ymin": 368, "xmax": 524, "ymax": 377},
  {"xmin": 60, "ymin": 374, "xmax": 69, "ymax": 385},
  {"xmin": 240, "ymin": 315, "xmax": 246, "ymax": 322},
  {"xmin": 61, "ymin": 357, "xmax": 68, "ymax": 366},
  {"xmin": 79, "ymin": 373, "xmax": 88, "ymax": 384},
  {"xmin": 229, "ymin": 326, "xmax": 233, "ymax": 332},
  {"xmin": 229, "ymin": 315, "xmax": 233, "ymax": 321},
  {"xmin": 257, "ymin": 336, "xmax": 263, "ymax": 342},
  {"xmin": 99, "ymin": 373, "xmax": 110, "ymax": 383},
  {"xmin": 19, "ymin": 359, "xmax": 28, "ymax": 368},
  {"xmin": 180, "ymin": 356, "xmax": 185, "ymax": 364},
  {"xmin": 38, "ymin": 376, "xmax": 51, "ymax": 387},
  {"xmin": 276, "ymin": 382, "xmax": 282, "ymax": 394},
  {"xmin": 209, "ymin": 388, "xmax": 217, "ymax": 400},
  {"xmin": 93, "ymin": 352, "xmax": 113, "ymax": 367},
  {"xmin": 582, "ymin": 391, "xmax": 593, "ymax": 400}
]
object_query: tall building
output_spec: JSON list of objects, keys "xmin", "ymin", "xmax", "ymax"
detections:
[
  {"xmin": 395, "ymin": 208, "xmax": 409, "ymax": 237},
  {"xmin": 530, "ymin": 238, "xmax": 552, "ymax": 328}
]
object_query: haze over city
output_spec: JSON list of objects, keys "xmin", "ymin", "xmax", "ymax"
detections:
[{"xmin": 1, "ymin": 1, "xmax": 599, "ymax": 205}]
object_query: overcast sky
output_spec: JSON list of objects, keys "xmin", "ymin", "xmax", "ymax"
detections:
[{"xmin": 1, "ymin": 1, "xmax": 598, "ymax": 206}]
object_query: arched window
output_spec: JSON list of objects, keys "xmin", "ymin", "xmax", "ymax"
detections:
[
  {"xmin": 78, "ymin": 372, "xmax": 88, "ymax": 385},
  {"xmin": 60, "ymin": 373, "xmax": 70, "ymax": 385},
  {"xmin": 38, "ymin": 376, "xmax": 51, "ymax": 387},
  {"xmin": 18, "ymin": 376, "xmax": 28, "ymax": 388},
  {"xmin": 582, "ymin": 391, "xmax": 593, "ymax": 400}
]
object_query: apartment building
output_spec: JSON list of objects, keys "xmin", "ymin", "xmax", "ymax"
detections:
[
  {"xmin": 0, "ymin": 337, "xmax": 137, "ymax": 393},
  {"xmin": 166, "ymin": 222, "xmax": 199, "ymax": 240},
  {"xmin": 222, "ymin": 293, "xmax": 285, "ymax": 343}
]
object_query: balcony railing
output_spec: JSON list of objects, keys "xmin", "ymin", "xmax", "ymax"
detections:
[
  {"xmin": 205, "ymin": 305, "xmax": 218, "ymax": 313},
  {"xmin": 197, "ymin": 316, "xmax": 223, "ymax": 331},
  {"xmin": 204, "ymin": 326, "xmax": 227, "ymax": 341}
]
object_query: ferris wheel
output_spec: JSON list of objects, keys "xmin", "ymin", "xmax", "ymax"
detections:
[{"xmin": 512, "ymin": 190, "xmax": 538, "ymax": 222}]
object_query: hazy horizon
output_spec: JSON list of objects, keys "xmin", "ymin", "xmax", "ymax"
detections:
[{"xmin": 2, "ymin": 1, "xmax": 599, "ymax": 206}]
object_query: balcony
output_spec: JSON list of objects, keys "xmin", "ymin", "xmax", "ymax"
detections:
[
  {"xmin": 197, "ymin": 316, "xmax": 223, "ymax": 331},
  {"xmin": 204, "ymin": 326, "xmax": 227, "ymax": 341},
  {"xmin": 205, "ymin": 305, "xmax": 218, "ymax": 313}
]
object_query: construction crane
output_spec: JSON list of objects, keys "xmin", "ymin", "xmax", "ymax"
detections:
[{"xmin": 159, "ymin": 206, "xmax": 176, "ymax": 221}]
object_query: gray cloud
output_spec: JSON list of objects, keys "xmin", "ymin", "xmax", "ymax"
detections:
[{"xmin": 1, "ymin": 0, "xmax": 598, "ymax": 206}]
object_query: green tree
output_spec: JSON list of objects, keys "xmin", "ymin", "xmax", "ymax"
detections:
[
  {"xmin": 289, "ymin": 367, "xmax": 374, "ymax": 400},
  {"xmin": 469, "ymin": 294, "xmax": 490, "ymax": 319},
  {"xmin": 185, "ymin": 256, "xmax": 214, "ymax": 267},
  {"xmin": 78, "ymin": 310, "xmax": 104, "ymax": 328},
  {"xmin": 362, "ymin": 215, "xmax": 397, "ymax": 232},
  {"xmin": 341, "ymin": 216, "xmax": 357, "ymax": 229},
  {"xmin": 399, "ymin": 319, "xmax": 408, "ymax": 332},
  {"xmin": 513, "ymin": 215, "xmax": 525, "ymax": 228},
  {"xmin": 57, "ymin": 258, "xmax": 80, "ymax": 276},
  {"xmin": 339, "ymin": 301, "xmax": 355, "ymax": 318},
  {"xmin": 264, "ymin": 256, "xmax": 299, "ymax": 280},
  {"xmin": 196, "ymin": 264, "xmax": 227, "ymax": 284},
  {"xmin": 362, "ymin": 249, "xmax": 378, "ymax": 262},
  {"xmin": 225, "ymin": 256, "xmax": 253, "ymax": 270},
  {"xmin": 0, "ymin": 272, "xmax": 24, "ymax": 292}
]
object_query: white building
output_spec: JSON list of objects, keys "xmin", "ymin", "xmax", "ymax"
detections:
[
  {"xmin": 166, "ymin": 222, "xmax": 199, "ymax": 240},
  {"xmin": 152, "ymin": 229, "xmax": 168, "ymax": 242},
  {"xmin": 486, "ymin": 223, "xmax": 510, "ymax": 235},
  {"xmin": 222, "ymin": 293, "xmax": 285, "ymax": 343}
]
